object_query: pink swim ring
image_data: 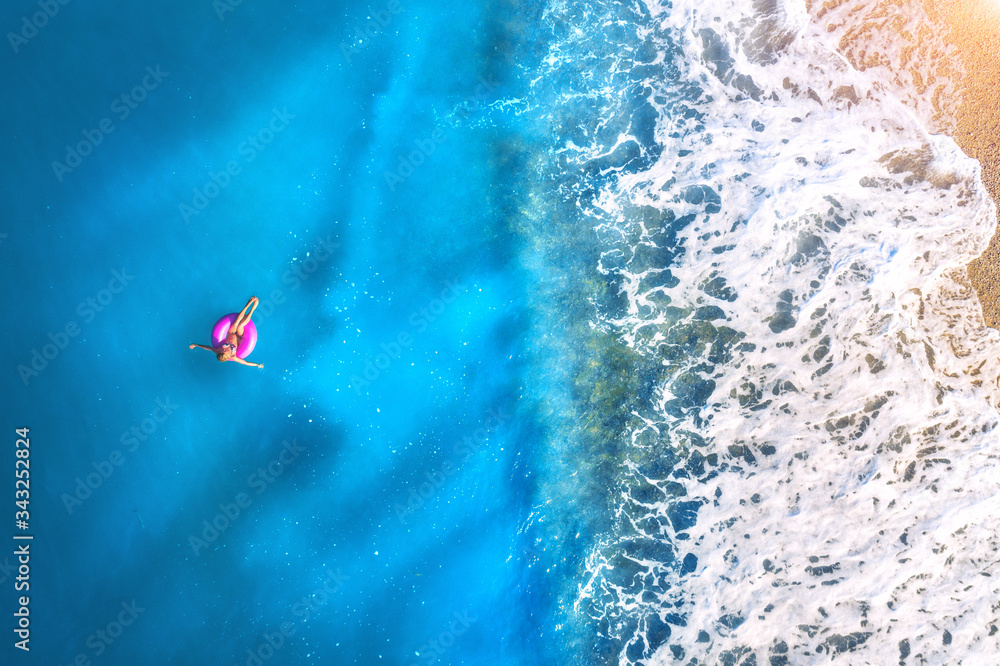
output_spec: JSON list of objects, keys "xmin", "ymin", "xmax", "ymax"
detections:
[{"xmin": 211, "ymin": 313, "xmax": 257, "ymax": 358}]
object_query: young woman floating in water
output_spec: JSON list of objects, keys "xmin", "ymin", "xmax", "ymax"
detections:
[{"xmin": 189, "ymin": 296, "xmax": 264, "ymax": 369}]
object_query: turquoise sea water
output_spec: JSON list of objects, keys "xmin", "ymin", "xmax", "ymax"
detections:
[
  {"xmin": 6, "ymin": 0, "xmax": 1000, "ymax": 664},
  {"xmin": 3, "ymin": 1, "xmax": 543, "ymax": 663}
]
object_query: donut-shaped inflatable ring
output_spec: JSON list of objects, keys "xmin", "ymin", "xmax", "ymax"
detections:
[{"xmin": 211, "ymin": 313, "xmax": 257, "ymax": 358}]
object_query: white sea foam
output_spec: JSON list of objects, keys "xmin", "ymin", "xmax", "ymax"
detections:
[
  {"xmin": 800, "ymin": 0, "xmax": 964, "ymax": 134},
  {"xmin": 559, "ymin": 0, "xmax": 1000, "ymax": 662}
]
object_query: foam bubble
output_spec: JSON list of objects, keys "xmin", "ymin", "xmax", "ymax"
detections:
[{"xmin": 534, "ymin": 0, "xmax": 1000, "ymax": 662}]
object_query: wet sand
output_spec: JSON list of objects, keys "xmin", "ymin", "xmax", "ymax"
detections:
[
  {"xmin": 943, "ymin": 1, "xmax": 1000, "ymax": 327},
  {"xmin": 808, "ymin": 0, "xmax": 1000, "ymax": 326}
]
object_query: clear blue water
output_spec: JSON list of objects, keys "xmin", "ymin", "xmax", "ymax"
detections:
[
  {"xmin": 2, "ymin": 1, "xmax": 551, "ymax": 664},
  {"xmin": 5, "ymin": 0, "xmax": 1000, "ymax": 664}
]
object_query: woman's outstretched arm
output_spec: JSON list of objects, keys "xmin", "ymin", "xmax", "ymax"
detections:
[
  {"xmin": 189, "ymin": 343, "xmax": 215, "ymax": 352},
  {"xmin": 231, "ymin": 356, "xmax": 264, "ymax": 369}
]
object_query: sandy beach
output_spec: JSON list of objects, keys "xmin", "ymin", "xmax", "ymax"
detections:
[
  {"xmin": 808, "ymin": 0, "xmax": 1000, "ymax": 326},
  {"xmin": 943, "ymin": 1, "xmax": 1000, "ymax": 327}
]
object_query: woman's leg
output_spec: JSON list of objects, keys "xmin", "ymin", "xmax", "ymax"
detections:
[
  {"xmin": 229, "ymin": 297, "xmax": 257, "ymax": 336},
  {"xmin": 234, "ymin": 296, "xmax": 259, "ymax": 336}
]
